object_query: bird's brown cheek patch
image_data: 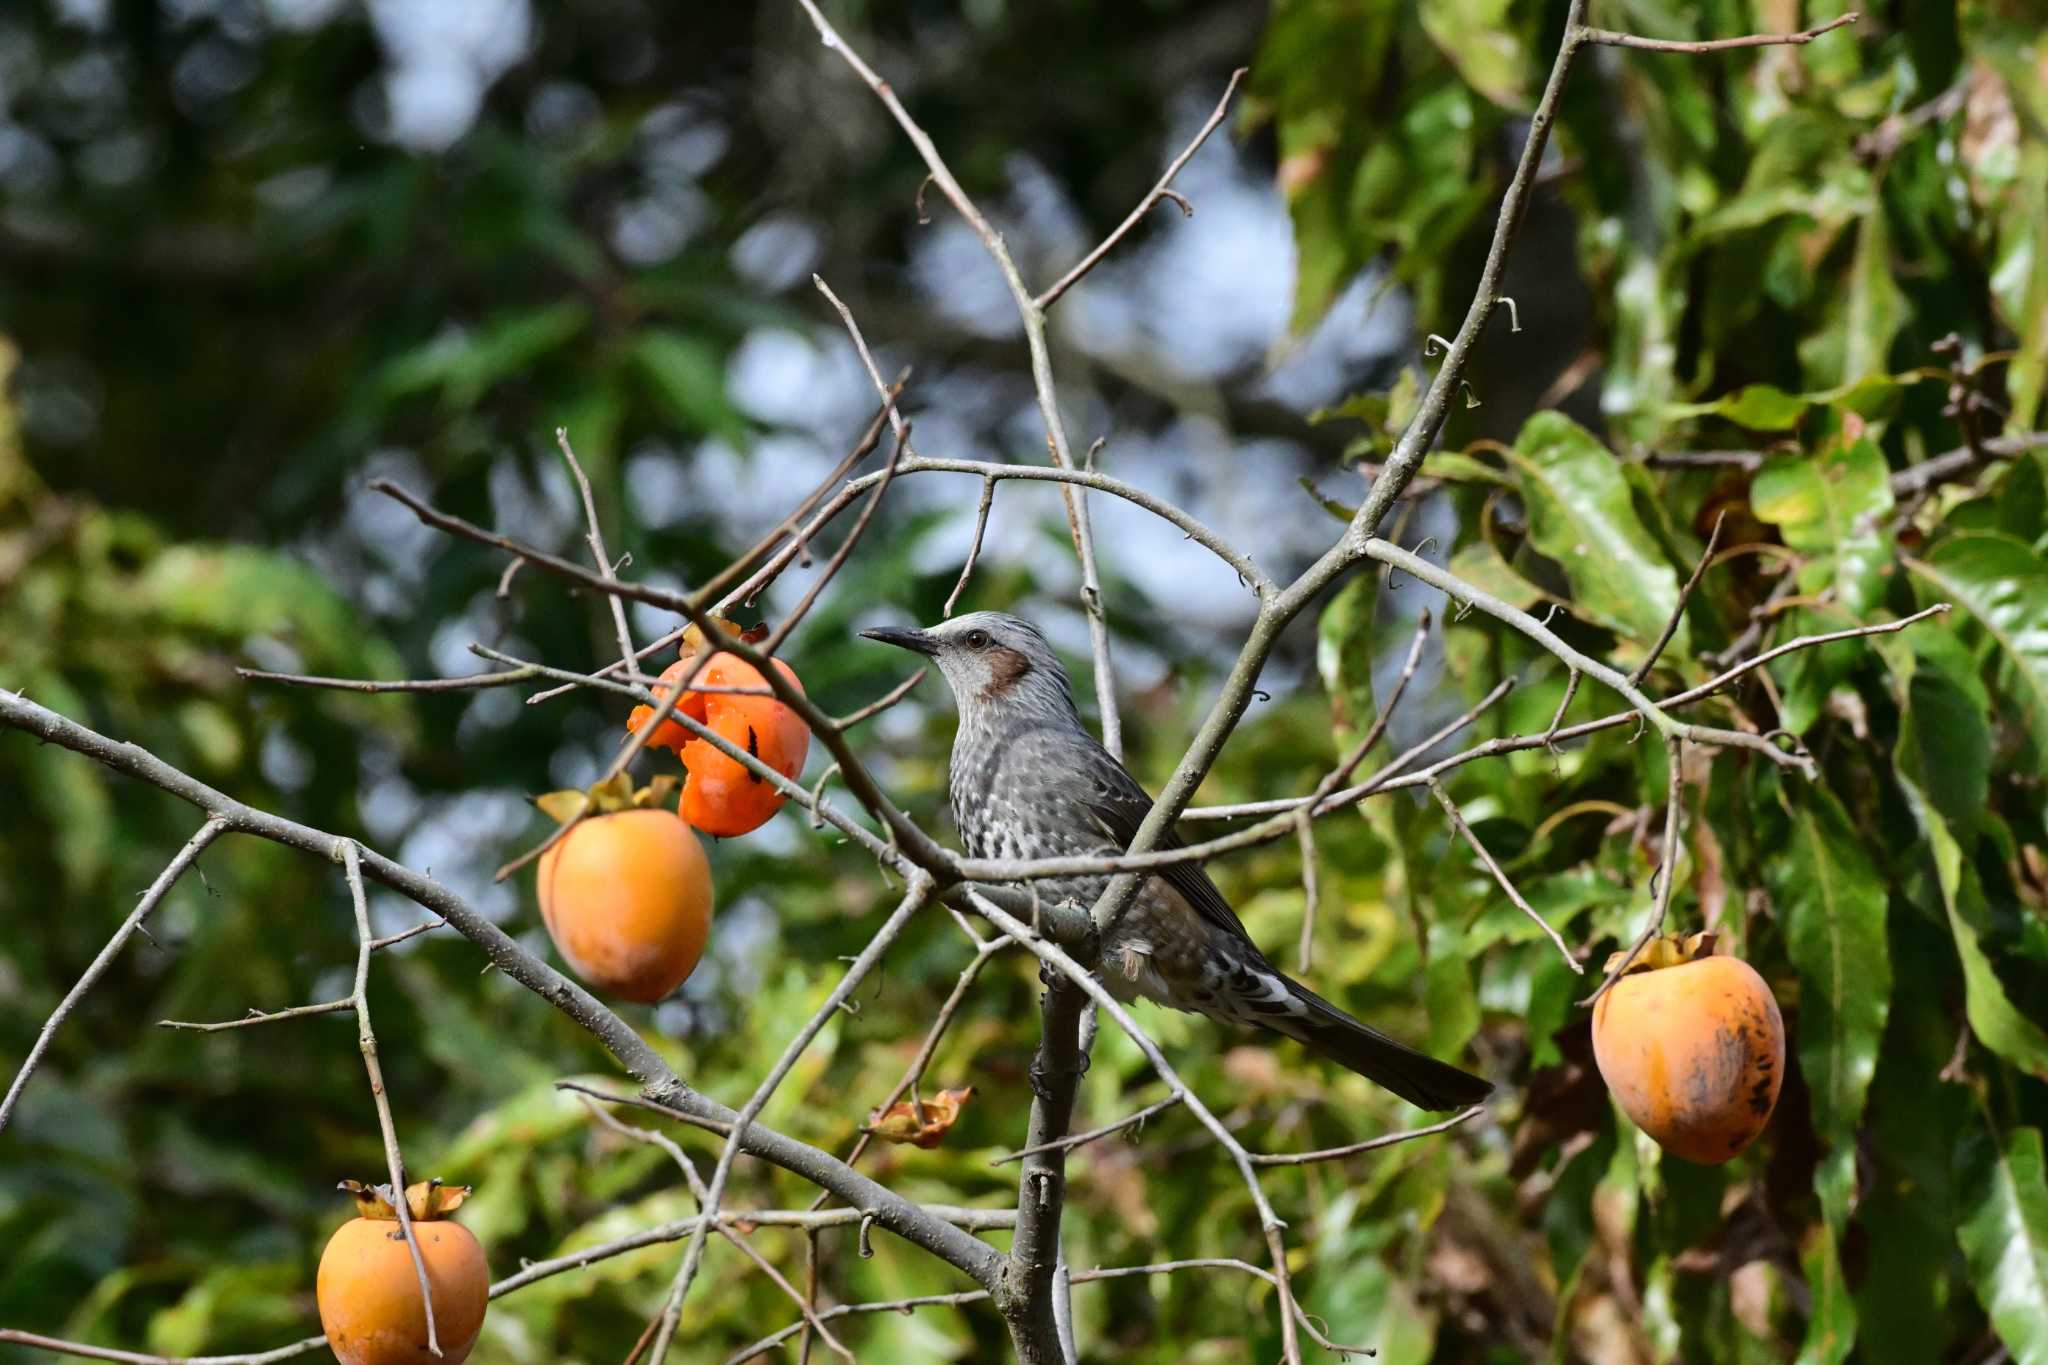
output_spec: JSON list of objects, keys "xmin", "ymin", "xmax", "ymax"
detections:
[{"xmin": 977, "ymin": 647, "xmax": 1032, "ymax": 701}]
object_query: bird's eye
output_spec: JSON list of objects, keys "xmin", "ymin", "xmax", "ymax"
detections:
[{"xmin": 963, "ymin": 629, "xmax": 991, "ymax": 650}]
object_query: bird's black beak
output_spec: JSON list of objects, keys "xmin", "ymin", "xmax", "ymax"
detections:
[{"xmin": 859, "ymin": 625, "xmax": 940, "ymax": 657}]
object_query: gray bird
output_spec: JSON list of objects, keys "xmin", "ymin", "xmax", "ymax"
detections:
[{"xmin": 861, "ymin": 611, "xmax": 1491, "ymax": 1111}]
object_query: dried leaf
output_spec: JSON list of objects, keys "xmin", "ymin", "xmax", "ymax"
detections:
[{"xmin": 864, "ymin": 1087, "xmax": 975, "ymax": 1149}]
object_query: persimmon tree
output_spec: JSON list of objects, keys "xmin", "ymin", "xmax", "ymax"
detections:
[{"xmin": 4, "ymin": 2, "xmax": 2047, "ymax": 1362}]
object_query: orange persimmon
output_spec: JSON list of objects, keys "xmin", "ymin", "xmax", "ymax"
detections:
[
  {"xmin": 1591, "ymin": 932, "xmax": 1784, "ymax": 1165},
  {"xmin": 318, "ymin": 1180, "xmax": 488, "ymax": 1365},
  {"xmin": 534, "ymin": 776, "xmax": 713, "ymax": 1003},
  {"xmin": 625, "ymin": 622, "xmax": 809, "ymax": 837}
]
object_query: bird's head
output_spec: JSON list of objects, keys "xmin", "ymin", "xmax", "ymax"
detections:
[{"xmin": 859, "ymin": 611, "xmax": 1078, "ymax": 723}]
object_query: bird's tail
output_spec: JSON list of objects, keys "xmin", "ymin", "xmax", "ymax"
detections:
[{"xmin": 1272, "ymin": 981, "xmax": 1492, "ymax": 1111}]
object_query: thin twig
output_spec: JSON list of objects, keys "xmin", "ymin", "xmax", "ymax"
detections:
[
  {"xmin": 524, "ymin": 384, "xmax": 904, "ymax": 706},
  {"xmin": 761, "ymin": 417, "xmax": 911, "ymax": 655},
  {"xmin": 1248, "ymin": 1103, "xmax": 1484, "ymax": 1166},
  {"xmin": 1428, "ymin": 779, "xmax": 1582, "ymax": 973},
  {"xmin": 1579, "ymin": 12, "xmax": 1858, "ymax": 52},
  {"xmin": 237, "ymin": 666, "xmax": 538, "ymax": 694},
  {"xmin": 1628, "ymin": 510, "xmax": 1724, "ymax": 687},
  {"xmin": 2, "ymin": 819, "xmax": 225, "ymax": 1133},
  {"xmin": 967, "ymin": 891, "xmax": 1304, "ymax": 1364},
  {"xmin": 1581, "ymin": 738, "xmax": 1686, "ymax": 1010},
  {"xmin": 793, "ymin": 0, "xmax": 1121, "ymax": 760},
  {"xmin": 579, "ymin": 1098, "xmax": 856, "ymax": 1363},
  {"xmin": 835, "ymin": 669, "xmax": 929, "ymax": 730},
  {"xmin": 340, "ymin": 841, "xmax": 442, "ymax": 1358},
  {"xmin": 991, "ymin": 1093, "xmax": 1183, "ymax": 1167},
  {"xmin": 945, "ymin": 475, "xmax": 998, "ymax": 618},
  {"xmin": 1033, "ymin": 67, "xmax": 1247, "ymax": 310},
  {"xmin": 1294, "ymin": 814, "xmax": 1321, "ymax": 973},
  {"xmin": 642, "ymin": 879, "xmax": 935, "ymax": 1360},
  {"xmin": 1362, "ymin": 538, "xmax": 1816, "ymax": 777},
  {"xmin": 556, "ymin": 427, "xmax": 642, "ymax": 681},
  {"xmin": 157, "ymin": 999, "xmax": 354, "ymax": 1032}
]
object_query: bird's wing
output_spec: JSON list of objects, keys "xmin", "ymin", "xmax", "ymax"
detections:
[{"xmin": 1072, "ymin": 739, "xmax": 1260, "ymax": 951}]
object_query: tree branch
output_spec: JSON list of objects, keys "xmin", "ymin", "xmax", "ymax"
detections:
[
  {"xmin": 2, "ymin": 818, "xmax": 225, "ymax": 1133},
  {"xmin": 1033, "ymin": 67, "xmax": 1247, "ymax": 311}
]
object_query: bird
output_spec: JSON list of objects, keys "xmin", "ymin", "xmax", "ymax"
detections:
[{"xmin": 860, "ymin": 611, "xmax": 1492, "ymax": 1111}]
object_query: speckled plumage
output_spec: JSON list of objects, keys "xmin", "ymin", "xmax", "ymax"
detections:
[{"xmin": 864, "ymin": 612, "xmax": 1491, "ymax": 1111}]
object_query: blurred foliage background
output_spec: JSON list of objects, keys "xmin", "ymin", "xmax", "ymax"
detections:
[{"xmin": 3, "ymin": 0, "xmax": 2047, "ymax": 1360}]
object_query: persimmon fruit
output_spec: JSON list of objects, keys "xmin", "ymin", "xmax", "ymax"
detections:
[
  {"xmin": 1591, "ymin": 932, "xmax": 1784, "ymax": 1165},
  {"xmin": 318, "ymin": 1179, "xmax": 488, "ymax": 1365},
  {"xmin": 625, "ymin": 621, "xmax": 809, "ymax": 837},
  {"xmin": 534, "ymin": 775, "xmax": 713, "ymax": 1003}
]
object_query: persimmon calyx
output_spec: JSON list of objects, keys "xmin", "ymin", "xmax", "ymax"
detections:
[
  {"xmin": 675, "ymin": 616, "xmax": 768, "ymax": 659},
  {"xmin": 338, "ymin": 1177, "xmax": 473, "ymax": 1222},
  {"xmin": 534, "ymin": 773, "xmax": 683, "ymax": 826},
  {"xmin": 1605, "ymin": 930, "xmax": 1718, "ymax": 977}
]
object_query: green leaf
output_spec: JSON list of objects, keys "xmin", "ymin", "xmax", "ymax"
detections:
[
  {"xmin": 1316, "ymin": 573, "xmax": 1381, "ymax": 754},
  {"xmin": 377, "ymin": 301, "xmax": 590, "ymax": 411},
  {"xmin": 1751, "ymin": 438, "xmax": 1895, "ymax": 613},
  {"xmin": 634, "ymin": 329, "xmax": 744, "ymax": 438},
  {"xmin": 1707, "ymin": 383, "xmax": 1810, "ymax": 431},
  {"xmin": 1899, "ymin": 776, "xmax": 2048, "ymax": 1081},
  {"xmin": 1661, "ymin": 374, "xmax": 1911, "ymax": 429},
  {"xmin": 1771, "ymin": 786, "xmax": 1890, "ymax": 1149},
  {"xmin": 137, "ymin": 544, "xmax": 404, "ymax": 680},
  {"xmin": 1892, "ymin": 627, "xmax": 1994, "ymax": 829},
  {"xmin": 1505, "ymin": 412, "xmax": 1685, "ymax": 649},
  {"xmin": 1905, "ymin": 533, "xmax": 2048, "ymax": 762},
  {"xmin": 1799, "ymin": 1143, "xmax": 1862, "ymax": 1364},
  {"xmin": 1958, "ymin": 1124, "xmax": 2048, "ymax": 1362},
  {"xmin": 1418, "ymin": 0, "xmax": 1528, "ymax": 109}
]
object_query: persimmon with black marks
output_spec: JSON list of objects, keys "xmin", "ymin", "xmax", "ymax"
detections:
[
  {"xmin": 626, "ymin": 620, "xmax": 810, "ymax": 836},
  {"xmin": 1591, "ymin": 932, "xmax": 1784, "ymax": 1164}
]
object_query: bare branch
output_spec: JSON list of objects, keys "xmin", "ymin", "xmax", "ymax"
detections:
[
  {"xmin": 1034, "ymin": 67, "xmax": 1247, "ymax": 311},
  {"xmin": 644, "ymin": 879, "xmax": 936, "ymax": 1358},
  {"xmin": 579, "ymin": 1098, "xmax": 855, "ymax": 1363},
  {"xmin": 2, "ymin": 818, "xmax": 225, "ymax": 1133},
  {"xmin": 1580, "ymin": 11, "xmax": 1858, "ymax": 53},
  {"xmin": 338, "ymin": 841, "xmax": 441, "ymax": 1357},
  {"xmin": 760, "ymin": 419, "xmax": 911, "ymax": 655},
  {"xmin": 991, "ymin": 1093, "xmax": 1183, "ymax": 1167},
  {"xmin": 835, "ymin": 668, "xmax": 929, "ymax": 730},
  {"xmin": 1628, "ymin": 510, "xmax": 1724, "ymax": 688},
  {"xmin": 967, "ymin": 891, "xmax": 1303, "ymax": 1364},
  {"xmin": 0, "ymin": 690, "xmax": 1006, "ymax": 1291},
  {"xmin": 524, "ymin": 383, "xmax": 904, "ymax": 706},
  {"xmin": 157, "ymin": 998, "xmax": 354, "ymax": 1032},
  {"xmin": 1362, "ymin": 537, "xmax": 1817, "ymax": 776},
  {"xmin": 0, "ymin": 1331, "xmax": 328, "ymax": 1364},
  {"xmin": 1249, "ymin": 1103, "xmax": 1484, "ymax": 1167},
  {"xmin": 1582, "ymin": 737, "xmax": 1687, "ymax": 1010},
  {"xmin": 1294, "ymin": 815, "xmax": 1321, "ymax": 974},
  {"xmin": 792, "ymin": 0, "xmax": 1121, "ymax": 760},
  {"xmin": 1428, "ymin": 779, "xmax": 1583, "ymax": 973},
  {"xmin": 945, "ymin": 475, "xmax": 998, "ymax": 618},
  {"xmin": 555, "ymin": 426, "xmax": 641, "ymax": 680},
  {"xmin": 237, "ymin": 665, "xmax": 538, "ymax": 694}
]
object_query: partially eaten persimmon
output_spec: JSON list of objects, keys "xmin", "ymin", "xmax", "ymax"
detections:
[{"xmin": 625, "ymin": 621, "xmax": 809, "ymax": 837}]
